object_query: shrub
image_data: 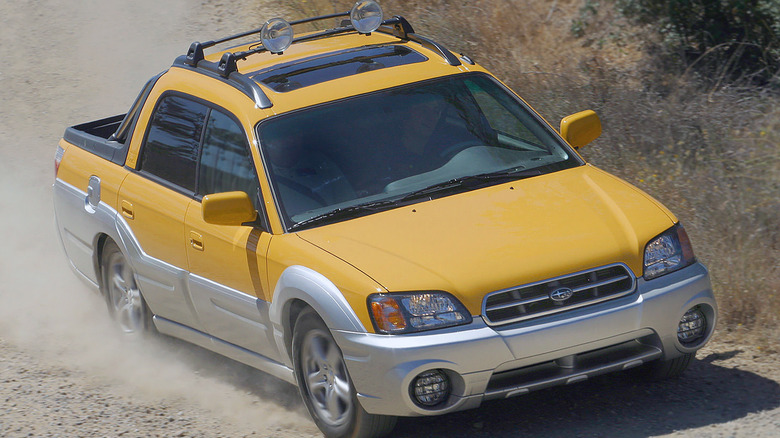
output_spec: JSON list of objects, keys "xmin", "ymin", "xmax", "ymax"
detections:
[{"xmin": 616, "ymin": 0, "xmax": 780, "ymax": 87}]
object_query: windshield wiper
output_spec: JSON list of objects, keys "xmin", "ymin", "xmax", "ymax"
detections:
[
  {"xmin": 398, "ymin": 168, "xmax": 542, "ymax": 203},
  {"xmin": 288, "ymin": 168, "xmax": 541, "ymax": 231},
  {"xmin": 289, "ymin": 199, "xmax": 400, "ymax": 231}
]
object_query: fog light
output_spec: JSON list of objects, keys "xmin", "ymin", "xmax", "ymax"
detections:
[
  {"xmin": 411, "ymin": 370, "xmax": 450, "ymax": 407},
  {"xmin": 261, "ymin": 18, "xmax": 294, "ymax": 54},
  {"xmin": 678, "ymin": 307, "xmax": 706, "ymax": 344},
  {"xmin": 350, "ymin": 0, "xmax": 383, "ymax": 34}
]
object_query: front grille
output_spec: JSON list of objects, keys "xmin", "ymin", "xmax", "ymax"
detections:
[{"xmin": 483, "ymin": 264, "xmax": 635, "ymax": 326}]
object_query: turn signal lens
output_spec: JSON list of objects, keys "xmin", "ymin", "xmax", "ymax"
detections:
[
  {"xmin": 371, "ymin": 296, "xmax": 406, "ymax": 332},
  {"xmin": 368, "ymin": 292, "xmax": 471, "ymax": 334}
]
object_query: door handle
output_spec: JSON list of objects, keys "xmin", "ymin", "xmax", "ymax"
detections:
[
  {"xmin": 190, "ymin": 231, "xmax": 204, "ymax": 251},
  {"xmin": 121, "ymin": 200, "xmax": 134, "ymax": 220}
]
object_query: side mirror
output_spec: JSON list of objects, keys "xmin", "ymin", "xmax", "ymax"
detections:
[
  {"xmin": 202, "ymin": 191, "xmax": 257, "ymax": 226},
  {"xmin": 560, "ymin": 110, "xmax": 602, "ymax": 149}
]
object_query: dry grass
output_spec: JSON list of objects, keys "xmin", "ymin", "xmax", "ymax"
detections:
[{"xmin": 265, "ymin": 1, "xmax": 780, "ymax": 341}]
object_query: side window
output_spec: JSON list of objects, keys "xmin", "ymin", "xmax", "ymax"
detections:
[
  {"xmin": 140, "ymin": 95, "xmax": 209, "ymax": 191},
  {"xmin": 199, "ymin": 110, "xmax": 260, "ymax": 209}
]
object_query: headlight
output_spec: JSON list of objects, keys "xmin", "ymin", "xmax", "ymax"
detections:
[
  {"xmin": 643, "ymin": 223, "xmax": 696, "ymax": 280},
  {"xmin": 368, "ymin": 291, "xmax": 472, "ymax": 334}
]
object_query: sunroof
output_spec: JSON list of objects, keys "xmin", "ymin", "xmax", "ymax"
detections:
[{"xmin": 251, "ymin": 44, "xmax": 428, "ymax": 93}]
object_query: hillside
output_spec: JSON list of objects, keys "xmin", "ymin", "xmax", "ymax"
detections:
[{"xmin": 287, "ymin": 0, "xmax": 780, "ymax": 346}]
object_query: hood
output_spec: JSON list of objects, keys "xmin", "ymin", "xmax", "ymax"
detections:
[{"xmin": 297, "ymin": 165, "xmax": 676, "ymax": 314}]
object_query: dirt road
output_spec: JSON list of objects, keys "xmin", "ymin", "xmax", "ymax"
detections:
[{"xmin": 0, "ymin": 1, "xmax": 778, "ymax": 437}]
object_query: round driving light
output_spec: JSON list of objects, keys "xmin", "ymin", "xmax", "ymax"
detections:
[
  {"xmin": 261, "ymin": 18, "xmax": 294, "ymax": 54},
  {"xmin": 350, "ymin": 0, "xmax": 383, "ymax": 34},
  {"xmin": 678, "ymin": 306, "xmax": 706, "ymax": 344},
  {"xmin": 411, "ymin": 369, "xmax": 450, "ymax": 407}
]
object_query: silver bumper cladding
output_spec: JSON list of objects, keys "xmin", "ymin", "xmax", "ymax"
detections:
[{"xmin": 333, "ymin": 262, "xmax": 716, "ymax": 417}]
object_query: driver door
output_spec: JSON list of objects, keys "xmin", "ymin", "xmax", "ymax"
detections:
[{"xmin": 184, "ymin": 107, "xmax": 277, "ymax": 359}]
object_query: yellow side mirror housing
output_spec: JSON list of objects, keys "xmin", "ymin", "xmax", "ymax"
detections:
[
  {"xmin": 560, "ymin": 110, "xmax": 602, "ymax": 149},
  {"xmin": 202, "ymin": 191, "xmax": 257, "ymax": 226}
]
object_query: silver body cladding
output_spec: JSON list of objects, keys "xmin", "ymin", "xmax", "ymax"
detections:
[{"xmin": 53, "ymin": 177, "xmax": 717, "ymax": 417}]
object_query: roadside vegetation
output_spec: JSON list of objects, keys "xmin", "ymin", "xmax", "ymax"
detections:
[{"xmin": 279, "ymin": 0, "xmax": 780, "ymax": 347}]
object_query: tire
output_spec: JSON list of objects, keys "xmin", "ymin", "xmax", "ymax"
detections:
[
  {"xmin": 292, "ymin": 308, "xmax": 396, "ymax": 438},
  {"xmin": 639, "ymin": 352, "xmax": 695, "ymax": 380},
  {"xmin": 100, "ymin": 240, "xmax": 154, "ymax": 335}
]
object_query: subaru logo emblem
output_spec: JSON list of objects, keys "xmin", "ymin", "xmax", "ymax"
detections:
[{"xmin": 549, "ymin": 287, "xmax": 574, "ymax": 302}]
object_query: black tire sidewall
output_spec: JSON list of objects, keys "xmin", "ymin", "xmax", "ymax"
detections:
[
  {"xmin": 292, "ymin": 309, "xmax": 360, "ymax": 438},
  {"xmin": 634, "ymin": 352, "xmax": 695, "ymax": 381}
]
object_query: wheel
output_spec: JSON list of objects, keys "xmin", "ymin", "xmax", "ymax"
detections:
[
  {"xmin": 292, "ymin": 308, "xmax": 396, "ymax": 438},
  {"xmin": 101, "ymin": 240, "xmax": 153, "ymax": 335},
  {"xmin": 638, "ymin": 352, "xmax": 695, "ymax": 380}
]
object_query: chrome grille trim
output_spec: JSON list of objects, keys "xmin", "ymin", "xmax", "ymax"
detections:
[
  {"xmin": 570, "ymin": 275, "xmax": 629, "ymax": 293},
  {"xmin": 482, "ymin": 263, "xmax": 636, "ymax": 326},
  {"xmin": 488, "ymin": 295, "xmax": 549, "ymax": 311}
]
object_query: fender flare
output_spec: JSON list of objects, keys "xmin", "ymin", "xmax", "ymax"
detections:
[{"xmin": 268, "ymin": 265, "xmax": 368, "ymax": 367}]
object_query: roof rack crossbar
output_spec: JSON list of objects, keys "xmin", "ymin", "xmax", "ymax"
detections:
[
  {"xmin": 376, "ymin": 16, "xmax": 461, "ymax": 66},
  {"xmin": 174, "ymin": 13, "xmax": 461, "ymax": 109},
  {"xmin": 289, "ymin": 11, "xmax": 349, "ymax": 26},
  {"xmin": 232, "ymin": 26, "xmax": 355, "ymax": 61},
  {"xmin": 230, "ymin": 16, "xmax": 458, "ymax": 66},
  {"xmin": 183, "ymin": 11, "xmax": 356, "ymax": 67},
  {"xmin": 196, "ymin": 11, "xmax": 353, "ymax": 54}
]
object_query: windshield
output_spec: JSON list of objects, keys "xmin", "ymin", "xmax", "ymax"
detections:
[{"xmin": 256, "ymin": 73, "xmax": 582, "ymax": 231}]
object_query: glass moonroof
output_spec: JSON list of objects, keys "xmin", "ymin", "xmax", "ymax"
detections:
[{"xmin": 252, "ymin": 45, "xmax": 427, "ymax": 92}]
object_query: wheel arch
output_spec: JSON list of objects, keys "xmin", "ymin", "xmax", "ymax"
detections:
[
  {"xmin": 269, "ymin": 265, "xmax": 368, "ymax": 366},
  {"xmin": 282, "ymin": 298, "xmax": 311, "ymax": 364},
  {"xmin": 93, "ymin": 233, "xmax": 112, "ymax": 293}
]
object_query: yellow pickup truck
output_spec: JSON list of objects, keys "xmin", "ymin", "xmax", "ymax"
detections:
[{"xmin": 53, "ymin": 2, "xmax": 717, "ymax": 437}]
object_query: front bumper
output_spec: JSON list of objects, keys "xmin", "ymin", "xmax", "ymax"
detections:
[{"xmin": 332, "ymin": 262, "xmax": 717, "ymax": 417}]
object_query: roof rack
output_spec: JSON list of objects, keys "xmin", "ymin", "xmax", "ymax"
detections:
[{"xmin": 172, "ymin": 9, "xmax": 462, "ymax": 109}]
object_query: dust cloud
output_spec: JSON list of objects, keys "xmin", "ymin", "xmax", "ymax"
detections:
[{"xmin": 0, "ymin": 0, "xmax": 313, "ymax": 435}]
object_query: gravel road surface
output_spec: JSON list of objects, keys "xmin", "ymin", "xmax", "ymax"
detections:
[{"xmin": 1, "ymin": 1, "xmax": 778, "ymax": 437}]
